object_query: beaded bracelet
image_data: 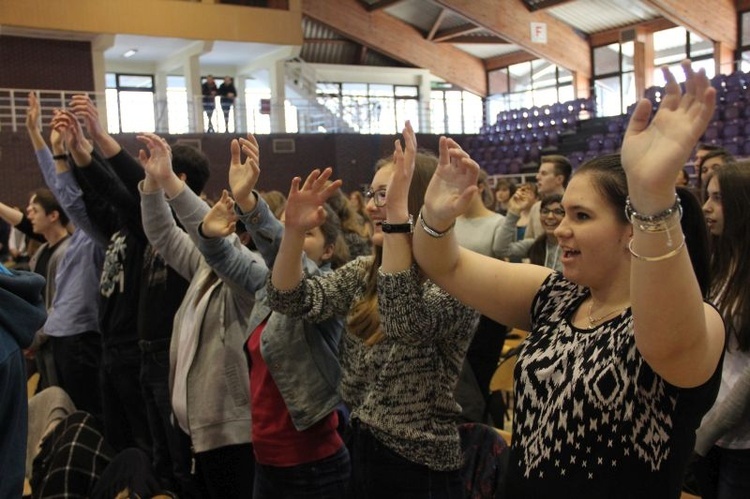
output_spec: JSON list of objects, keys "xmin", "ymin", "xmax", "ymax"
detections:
[
  {"xmin": 629, "ymin": 235, "xmax": 686, "ymax": 262},
  {"xmin": 417, "ymin": 209, "xmax": 455, "ymax": 238},
  {"xmin": 625, "ymin": 194, "xmax": 682, "ymax": 233}
]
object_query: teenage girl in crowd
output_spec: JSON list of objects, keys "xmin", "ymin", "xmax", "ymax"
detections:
[
  {"xmin": 267, "ymin": 122, "xmax": 479, "ymax": 498},
  {"xmin": 186, "ymin": 134, "xmax": 351, "ymax": 498},
  {"xmin": 411, "ymin": 60, "xmax": 725, "ymax": 498},
  {"xmin": 135, "ymin": 133, "xmax": 256, "ymax": 498},
  {"xmin": 693, "ymin": 162, "xmax": 750, "ymax": 499},
  {"xmin": 497, "ymin": 191, "xmax": 563, "ymax": 271}
]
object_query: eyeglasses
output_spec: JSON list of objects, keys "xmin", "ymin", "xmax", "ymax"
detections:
[
  {"xmin": 540, "ymin": 207, "xmax": 565, "ymax": 217},
  {"xmin": 364, "ymin": 187, "xmax": 387, "ymax": 207}
]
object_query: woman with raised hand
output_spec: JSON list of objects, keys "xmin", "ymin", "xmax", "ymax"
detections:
[
  {"xmin": 412, "ymin": 60, "xmax": 725, "ymax": 498},
  {"xmin": 192, "ymin": 134, "xmax": 351, "ymax": 499},
  {"xmin": 267, "ymin": 122, "xmax": 478, "ymax": 499},
  {"xmin": 136, "ymin": 133, "xmax": 257, "ymax": 499}
]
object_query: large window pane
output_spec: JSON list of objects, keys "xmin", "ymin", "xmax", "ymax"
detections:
[
  {"xmin": 118, "ymin": 91, "xmax": 155, "ymax": 133},
  {"xmin": 462, "ymin": 92, "xmax": 483, "ymax": 133},
  {"xmin": 689, "ymin": 33, "xmax": 713, "ymax": 58},
  {"xmin": 621, "ymin": 42, "xmax": 635, "ymax": 72},
  {"xmin": 167, "ymin": 76, "xmax": 188, "ymax": 134},
  {"xmin": 395, "ymin": 85, "xmax": 418, "ymax": 97},
  {"xmin": 743, "ymin": 12, "xmax": 750, "ymax": 47},
  {"xmin": 396, "ymin": 98, "xmax": 418, "ymax": 133},
  {"xmin": 594, "ymin": 76, "xmax": 622, "ymax": 117},
  {"xmin": 654, "ymin": 27, "xmax": 687, "ymax": 66},
  {"xmin": 245, "ymin": 85, "xmax": 271, "ymax": 134},
  {"xmin": 118, "ymin": 74, "xmax": 153, "ymax": 89},
  {"xmin": 430, "ymin": 91, "xmax": 446, "ymax": 134},
  {"xmin": 489, "ymin": 68, "xmax": 509, "ymax": 95},
  {"xmin": 445, "ymin": 91, "xmax": 464, "ymax": 134},
  {"xmin": 594, "ymin": 44, "xmax": 620, "ymax": 75},
  {"xmin": 105, "ymin": 88, "xmax": 120, "ymax": 134},
  {"xmin": 509, "ymin": 62, "xmax": 532, "ymax": 92}
]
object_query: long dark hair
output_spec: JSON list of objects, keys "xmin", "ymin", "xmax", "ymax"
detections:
[
  {"xmin": 347, "ymin": 151, "xmax": 438, "ymax": 345},
  {"xmin": 708, "ymin": 162, "xmax": 750, "ymax": 351},
  {"xmin": 575, "ymin": 155, "xmax": 712, "ymax": 299}
]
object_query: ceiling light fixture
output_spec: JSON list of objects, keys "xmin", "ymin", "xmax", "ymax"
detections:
[{"xmin": 123, "ymin": 49, "xmax": 138, "ymax": 58}]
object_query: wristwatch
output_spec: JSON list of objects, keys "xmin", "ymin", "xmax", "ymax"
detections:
[{"xmin": 381, "ymin": 214, "xmax": 414, "ymax": 233}]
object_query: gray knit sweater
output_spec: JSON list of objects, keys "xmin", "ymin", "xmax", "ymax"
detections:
[{"xmin": 267, "ymin": 256, "xmax": 479, "ymax": 470}]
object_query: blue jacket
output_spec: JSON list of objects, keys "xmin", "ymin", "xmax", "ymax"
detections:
[
  {"xmin": 197, "ymin": 193, "xmax": 344, "ymax": 431},
  {"xmin": 0, "ymin": 268, "xmax": 47, "ymax": 499}
]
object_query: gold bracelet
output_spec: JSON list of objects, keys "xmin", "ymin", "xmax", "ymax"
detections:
[{"xmin": 628, "ymin": 235, "xmax": 686, "ymax": 262}]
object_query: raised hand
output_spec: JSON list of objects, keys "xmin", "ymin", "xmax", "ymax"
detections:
[
  {"xmin": 508, "ymin": 186, "xmax": 535, "ymax": 215},
  {"xmin": 228, "ymin": 134, "xmax": 260, "ymax": 212},
  {"xmin": 136, "ymin": 133, "xmax": 173, "ymax": 183},
  {"xmin": 384, "ymin": 121, "xmax": 416, "ymax": 221},
  {"xmin": 25, "ymin": 91, "xmax": 41, "ymax": 132},
  {"xmin": 422, "ymin": 137, "xmax": 479, "ymax": 229},
  {"xmin": 51, "ymin": 110, "xmax": 93, "ymax": 165},
  {"xmin": 283, "ymin": 168, "xmax": 342, "ymax": 233},
  {"xmin": 202, "ymin": 190, "xmax": 238, "ymax": 238},
  {"xmin": 69, "ymin": 94, "xmax": 106, "ymax": 139},
  {"xmin": 621, "ymin": 60, "xmax": 716, "ymax": 212}
]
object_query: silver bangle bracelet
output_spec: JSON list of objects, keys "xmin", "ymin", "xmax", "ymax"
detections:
[
  {"xmin": 628, "ymin": 235, "xmax": 686, "ymax": 262},
  {"xmin": 417, "ymin": 209, "xmax": 454, "ymax": 238}
]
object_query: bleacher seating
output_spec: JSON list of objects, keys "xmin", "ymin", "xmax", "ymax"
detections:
[{"xmin": 473, "ymin": 69, "xmax": 750, "ymax": 177}]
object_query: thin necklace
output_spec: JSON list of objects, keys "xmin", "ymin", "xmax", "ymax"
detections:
[{"xmin": 587, "ymin": 297, "xmax": 629, "ymax": 328}]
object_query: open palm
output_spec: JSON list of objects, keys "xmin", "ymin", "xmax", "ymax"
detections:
[
  {"xmin": 228, "ymin": 134, "xmax": 260, "ymax": 206},
  {"xmin": 621, "ymin": 60, "xmax": 716, "ymax": 189}
]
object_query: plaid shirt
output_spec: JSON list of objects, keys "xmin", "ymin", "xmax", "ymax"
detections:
[{"xmin": 31, "ymin": 411, "xmax": 114, "ymax": 498}]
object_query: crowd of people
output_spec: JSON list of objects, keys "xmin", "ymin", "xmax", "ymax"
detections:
[{"xmin": 1, "ymin": 59, "xmax": 748, "ymax": 499}]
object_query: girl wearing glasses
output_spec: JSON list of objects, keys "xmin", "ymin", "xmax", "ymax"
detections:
[
  {"xmin": 497, "ymin": 192, "xmax": 564, "ymax": 271},
  {"xmin": 268, "ymin": 122, "xmax": 478, "ymax": 498}
]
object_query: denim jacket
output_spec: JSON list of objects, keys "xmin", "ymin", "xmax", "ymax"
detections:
[{"xmin": 197, "ymin": 193, "xmax": 344, "ymax": 431}]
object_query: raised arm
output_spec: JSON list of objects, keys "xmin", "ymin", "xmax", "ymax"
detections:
[
  {"xmin": 412, "ymin": 137, "xmax": 550, "ymax": 331},
  {"xmin": 0, "ymin": 202, "xmax": 24, "ymax": 228},
  {"xmin": 622, "ymin": 60, "xmax": 724, "ymax": 388},
  {"xmin": 494, "ymin": 189, "xmax": 535, "ymax": 259},
  {"xmin": 35, "ymin": 109, "xmax": 109, "ymax": 247},
  {"xmin": 69, "ymin": 94, "xmax": 122, "ymax": 158},
  {"xmin": 270, "ymin": 169, "xmax": 341, "ymax": 291}
]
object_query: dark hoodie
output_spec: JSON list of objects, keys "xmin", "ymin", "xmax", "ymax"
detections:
[{"xmin": 0, "ymin": 268, "xmax": 47, "ymax": 499}]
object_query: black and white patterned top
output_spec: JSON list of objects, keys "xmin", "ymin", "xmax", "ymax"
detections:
[
  {"xmin": 506, "ymin": 272, "xmax": 722, "ymax": 498},
  {"xmin": 267, "ymin": 256, "xmax": 479, "ymax": 470}
]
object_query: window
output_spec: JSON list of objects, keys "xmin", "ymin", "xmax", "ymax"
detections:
[
  {"xmin": 652, "ymin": 27, "xmax": 715, "ymax": 85},
  {"xmin": 592, "ymin": 41, "xmax": 635, "ymax": 116},
  {"xmin": 430, "ymin": 87, "xmax": 483, "ymax": 134},
  {"xmin": 105, "ymin": 73, "xmax": 155, "ymax": 133},
  {"xmin": 315, "ymin": 82, "xmax": 420, "ymax": 134},
  {"xmin": 166, "ymin": 76, "xmax": 189, "ymax": 134},
  {"xmin": 488, "ymin": 62, "xmax": 575, "ymax": 117}
]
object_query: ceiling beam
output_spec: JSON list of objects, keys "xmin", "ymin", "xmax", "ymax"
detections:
[
  {"xmin": 589, "ymin": 17, "xmax": 675, "ymax": 47},
  {"xmin": 521, "ymin": 0, "xmax": 575, "ymax": 11},
  {"xmin": 434, "ymin": 0, "xmax": 591, "ymax": 78},
  {"xmin": 641, "ymin": 0, "xmax": 736, "ymax": 49},
  {"xmin": 439, "ymin": 34, "xmax": 508, "ymax": 44},
  {"xmin": 431, "ymin": 24, "xmax": 482, "ymax": 42},
  {"xmin": 363, "ymin": 0, "xmax": 406, "ymax": 11},
  {"xmin": 426, "ymin": 8, "xmax": 448, "ymax": 41},
  {"xmin": 485, "ymin": 50, "xmax": 537, "ymax": 71},
  {"xmin": 302, "ymin": 0, "xmax": 487, "ymax": 95}
]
